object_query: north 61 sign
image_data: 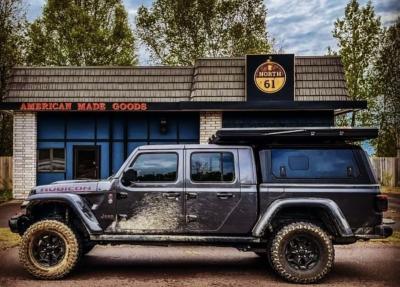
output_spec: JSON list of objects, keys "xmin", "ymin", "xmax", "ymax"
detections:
[{"xmin": 246, "ymin": 54, "xmax": 294, "ymax": 101}]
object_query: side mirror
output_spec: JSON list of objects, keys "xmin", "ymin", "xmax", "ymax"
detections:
[{"xmin": 121, "ymin": 168, "xmax": 137, "ymax": 186}]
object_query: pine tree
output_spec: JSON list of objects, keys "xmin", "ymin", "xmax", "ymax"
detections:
[{"xmin": 0, "ymin": 0, "xmax": 26, "ymax": 156}]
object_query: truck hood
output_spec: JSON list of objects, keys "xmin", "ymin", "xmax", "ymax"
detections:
[{"xmin": 33, "ymin": 179, "xmax": 102, "ymax": 194}]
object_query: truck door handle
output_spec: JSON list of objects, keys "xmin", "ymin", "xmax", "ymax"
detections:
[
  {"xmin": 217, "ymin": 192, "xmax": 234, "ymax": 199},
  {"xmin": 186, "ymin": 192, "xmax": 198, "ymax": 200},
  {"xmin": 117, "ymin": 191, "xmax": 128, "ymax": 200},
  {"xmin": 162, "ymin": 192, "xmax": 181, "ymax": 199}
]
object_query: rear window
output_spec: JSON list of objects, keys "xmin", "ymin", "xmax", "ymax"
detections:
[{"xmin": 261, "ymin": 148, "xmax": 362, "ymax": 181}]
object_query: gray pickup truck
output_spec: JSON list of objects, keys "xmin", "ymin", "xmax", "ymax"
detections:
[{"xmin": 9, "ymin": 127, "xmax": 393, "ymax": 283}]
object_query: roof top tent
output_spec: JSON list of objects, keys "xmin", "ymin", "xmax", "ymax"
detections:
[{"xmin": 209, "ymin": 127, "xmax": 378, "ymax": 145}]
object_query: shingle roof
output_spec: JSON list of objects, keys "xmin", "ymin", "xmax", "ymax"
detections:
[{"xmin": 5, "ymin": 56, "xmax": 348, "ymax": 103}]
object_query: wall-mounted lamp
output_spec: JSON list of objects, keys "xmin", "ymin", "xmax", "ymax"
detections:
[{"xmin": 160, "ymin": 118, "xmax": 168, "ymax": 134}]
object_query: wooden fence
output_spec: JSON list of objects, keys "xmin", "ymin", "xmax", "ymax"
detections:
[
  {"xmin": 370, "ymin": 157, "xmax": 400, "ymax": 187},
  {"xmin": 0, "ymin": 156, "xmax": 12, "ymax": 190}
]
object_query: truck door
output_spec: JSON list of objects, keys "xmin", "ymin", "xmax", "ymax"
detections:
[
  {"xmin": 184, "ymin": 148, "xmax": 244, "ymax": 233},
  {"xmin": 113, "ymin": 149, "xmax": 185, "ymax": 234}
]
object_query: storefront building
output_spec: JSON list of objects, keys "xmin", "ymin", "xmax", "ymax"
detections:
[{"xmin": 0, "ymin": 55, "xmax": 366, "ymax": 198}]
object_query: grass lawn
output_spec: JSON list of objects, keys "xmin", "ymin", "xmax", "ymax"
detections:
[
  {"xmin": 381, "ymin": 186, "xmax": 400, "ymax": 194},
  {"xmin": 0, "ymin": 228, "xmax": 20, "ymax": 250},
  {"xmin": 371, "ymin": 231, "xmax": 400, "ymax": 244}
]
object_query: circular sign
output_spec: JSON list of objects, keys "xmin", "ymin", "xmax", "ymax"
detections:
[{"xmin": 254, "ymin": 60, "xmax": 286, "ymax": 93}]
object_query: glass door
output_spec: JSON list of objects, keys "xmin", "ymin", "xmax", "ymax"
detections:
[{"xmin": 73, "ymin": 146, "xmax": 100, "ymax": 179}]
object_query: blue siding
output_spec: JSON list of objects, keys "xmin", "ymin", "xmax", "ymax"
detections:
[
  {"xmin": 112, "ymin": 142, "xmax": 124, "ymax": 174},
  {"xmin": 66, "ymin": 114, "xmax": 95, "ymax": 139},
  {"xmin": 127, "ymin": 115, "xmax": 147, "ymax": 139},
  {"xmin": 37, "ymin": 112, "xmax": 199, "ymax": 185},
  {"xmin": 38, "ymin": 114, "xmax": 64, "ymax": 139},
  {"xmin": 37, "ymin": 173, "xmax": 64, "ymax": 186},
  {"xmin": 97, "ymin": 117, "xmax": 109, "ymax": 139}
]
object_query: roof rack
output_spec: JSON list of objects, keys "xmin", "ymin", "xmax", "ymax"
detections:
[{"xmin": 208, "ymin": 127, "xmax": 378, "ymax": 144}]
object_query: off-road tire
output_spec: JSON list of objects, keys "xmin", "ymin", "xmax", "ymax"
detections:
[
  {"xmin": 19, "ymin": 220, "xmax": 80, "ymax": 279},
  {"xmin": 269, "ymin": 222, "xmax": 334, "ymax": 284}
]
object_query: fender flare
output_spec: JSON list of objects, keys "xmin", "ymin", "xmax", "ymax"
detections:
[
  {"xmin": 252, "ymin": 198, "xmax": 353, "ymax": 238},
  {"xmin": 26, "ymin": 193, "xmax": 103, "ymax": 234}
]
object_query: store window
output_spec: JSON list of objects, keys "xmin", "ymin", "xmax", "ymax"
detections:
[{"xmin": 38, "ymin": 149, "xmax": 65, "ymax": 172}]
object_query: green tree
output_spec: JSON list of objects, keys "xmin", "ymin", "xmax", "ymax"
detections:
[
  {"xmin": 332, "ymin": 0, "xmax": 381, "ymax": 127},
  {"xmin": 0, "ymin": 0, "xmax": 26, "ymax": 100},
  {"xmin": 136, "ymin": 0, "xmax": 272, "ymax": 65},
  {"xmin": 27, "ymin": 0, "xmax": 137, "ymax": 66},
  {"xmin": 372, "ymin": 18, "xmax": 400, "ymax": 156},
  {"xmin": 0, "ymin": 0, "xmax": 27, "ymax": 156}
]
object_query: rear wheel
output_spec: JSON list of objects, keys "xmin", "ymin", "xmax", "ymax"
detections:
[
  {"xmin": 19, "ymin": 220, "xmax": 80, "ymax": 279},
  {"xmin": 269, "ymin": 222, "xmax": 334, "ymax": 283}
]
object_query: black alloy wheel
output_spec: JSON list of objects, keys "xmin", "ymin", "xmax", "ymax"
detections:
[
  {"xmin": 284, "ymin": 234, "xmax": 320, "ymax": 271},
  {"xmin": 31, "ymin": 231, "xmax": 66, "ymax": 267}
]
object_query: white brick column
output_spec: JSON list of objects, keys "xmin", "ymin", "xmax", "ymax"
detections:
[
  {"xmin": 13, "ymin": 112, "xmax": 37, "ymax": 199},
  {"xmin": 199, "ymin": 112, "xmax": 222, "ymax": 144}
]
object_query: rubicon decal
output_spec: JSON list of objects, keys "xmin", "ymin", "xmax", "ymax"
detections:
[{"xmin": 254, "ymin": 59, "xmax": 286, "ymax": 94}]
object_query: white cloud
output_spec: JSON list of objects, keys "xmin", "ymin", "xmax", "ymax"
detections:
[
  {"xmin": 24, "ymin": 0, "xmax": 400, "ymax": 62},
  {"xmin": 265, "ymin": 0, "xmax": 400, "ymax": 55}
]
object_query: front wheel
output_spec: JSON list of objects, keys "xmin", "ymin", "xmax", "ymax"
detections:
[
  {"xmin": 269, "ymin": 222, "xmax": 334, "ymax": 284},
  {"xmin": 19, "ymin": 220, "xmax": 80, "ymax": 279}
]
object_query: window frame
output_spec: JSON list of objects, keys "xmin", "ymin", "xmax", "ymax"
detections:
[
  {"xmin": 189, "ymin": 151, "xmax": 236, "ymax": 183},
  {"xmin": 37, "ymin": 148, "xmax": 66, "ymax": 173},
  {"xmin": 128, "ymin": 151, "xmax": 179, "ymax": 183}
]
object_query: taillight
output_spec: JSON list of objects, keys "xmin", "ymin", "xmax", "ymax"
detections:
[{"xmin": 375, "ymin": 194, "xmax": 388, "ymax": 212}]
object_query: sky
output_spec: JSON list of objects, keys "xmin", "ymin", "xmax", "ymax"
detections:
[{"xmin": 25, "ymin": 0, "xmax": 400, "ymax": 65}]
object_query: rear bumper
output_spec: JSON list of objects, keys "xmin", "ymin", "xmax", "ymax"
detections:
[{"xmin": 355, "ymin": 225, "xmax": 393, "ymax": 240}]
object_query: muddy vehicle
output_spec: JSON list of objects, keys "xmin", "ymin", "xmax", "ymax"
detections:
[{"xmin": 9, "ymin": 127, "xmax": 393, "ymax": 283}]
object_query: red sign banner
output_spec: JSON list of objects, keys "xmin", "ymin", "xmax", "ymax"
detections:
[{"xmin": 18, "ymin": 102, "xmax": 148, "ymax": 112}]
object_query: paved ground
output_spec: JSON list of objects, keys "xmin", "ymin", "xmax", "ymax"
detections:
[
  {"xmin": 0, "ymin": 243, "xmax": 399, "ymax": 287},
  {"xmin": 0, "ymin": 196, "xmax": 399, "ymax": 286},
  {"xmin": 0, "ymin": 200, "xmax": 21, "ymax": 228},
  {"xmin": 387, "ymin": 194, "xmax": 400, "ymax": 230}
]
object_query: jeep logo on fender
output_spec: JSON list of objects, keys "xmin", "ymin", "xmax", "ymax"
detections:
[{"xmin": 254, "ymin": 60, "xmax": 286, "ymax": 94}]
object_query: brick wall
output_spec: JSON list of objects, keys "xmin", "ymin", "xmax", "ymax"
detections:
[
  {"xmin": 13, "ymin": 112, "xmax": 37, "ymax": 199},
  {"xmin": 199, "ymin": 112, "xmax": 222, "ymax": 144}
]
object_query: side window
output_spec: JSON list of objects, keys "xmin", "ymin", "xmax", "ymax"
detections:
[
  {"xmin": 38, "ymin": 148, "xmax": 65, "ymax": 172},
  {"xmin": 191, "ymin": 152, "xmax": 235, "ymax": 182},
  {"xmin": 131, "ymin": 153, "xmax": 178, "ymax": 182},
  {"xmin": 271, "ymin": 149, "xmax": 360, "ymax": 179}
]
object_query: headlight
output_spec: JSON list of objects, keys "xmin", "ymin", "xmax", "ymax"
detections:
[{"xmin": 21, "ymin": 200, "xmax": 30, "ymax": 208}]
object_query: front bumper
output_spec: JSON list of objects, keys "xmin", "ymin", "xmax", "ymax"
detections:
[{"xmin": 9, "ymin": 214, "xmax": 30, "ymax": 234}]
